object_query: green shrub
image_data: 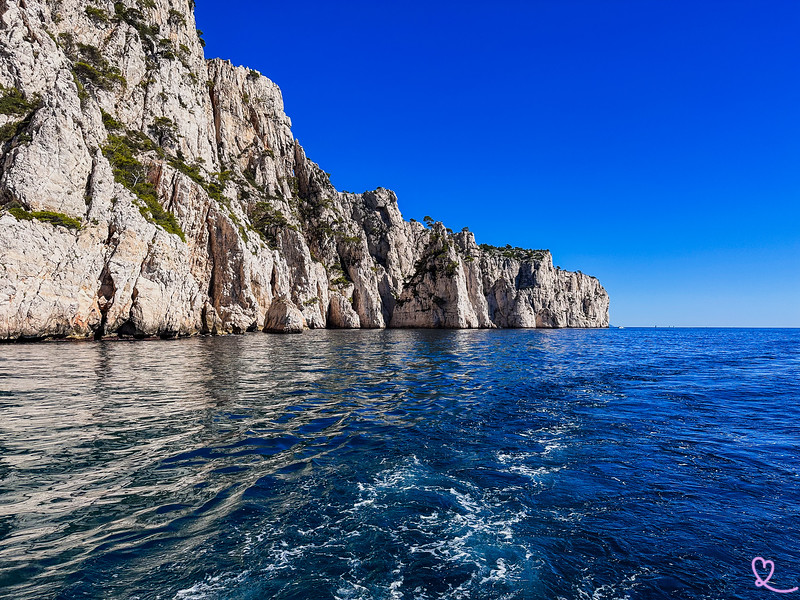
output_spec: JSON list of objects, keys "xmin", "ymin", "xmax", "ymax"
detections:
[
  {"xmin": 168, "ymin": 9, "xmax": 186, "ymax": 26},
  {"xmin": 114, "ymin": 2, "xmax": 160, "ymax": 50},
  {"xmin": 0, "ymin": 86, "xmax": 39, "ymax": 116},
  {"xmin": 206, "ymin": 170, "xmax": 232, "ymax": 202},
  {"xmin": 70, "ymin": 70, "xmax": 88, "ymax": 103},
  {"xmin": 157, "ymin": 38, "xmax": 175, "ymax": 59},
  {"xmin": 102, "ymin": 132, "xmax": 184, "ymax": 241},
  {"xmin": 72, "ymin": 61, "xmax": 103, "ymax": 86},
  {"xmin": 7, "ymin": 206, "xmax": 32, "ymax": 221},
  {"xmin": 77, "ymin": 43, "xmax": 104, "ymax": 63},
  {"xmin": 149, "ymin": 116, "xmax": 178, "ymax": 146},
  {"xmin": 72, "ymin": 46, "xmax": 127, "ymax": 91},
  {"xmin": 478, "ymin": 243, "xmax": 547, "ymax": 261},
  {"xmin": 243, "ymin": 167, "xmax": 259, "ymax": 190},
  {"xmin": 57, "ymin": 32, "xmax": 74, "ymax": 52},
  {"xmin": 84, "ymin": 6, "xmax": 109, "ymax": 23},
  {"xmin": 167, "ymin": 155, "xmax": 204, "ymax": 184},
  {"xmin": 0, "ymin": 119, "xmax": 25, "ymax": 142},
  {"xmin": 249, "ymin": 200, "xmax": 298, "ymax": 246},
  {"xmin": 101, "ymin": 109, "xmax": 123, "ymax": 131},
  {"xmin": 138, "ymin": 193, "xmax": 184, "ymax": 240},
  {"xmin": 8, "ymin": 206, "xmax": 82, "ymax": 230},
  {"xmin": 32, "ymin": 211, "xmax": 83, "ymax": 230},
  {"xmin": 287, "ymin": 175, "xmax": 299, "ymax": 196},
  {"xmin": 252, "ymin": 201, "xmax": 289, "ymax": 229},
  {"xmin": 165, "ymin": 156, "xmax": 231, "ymax": 204},
  {"xmin": 0, "ymin": 96, "xmax": 37, "ymax": 144}
]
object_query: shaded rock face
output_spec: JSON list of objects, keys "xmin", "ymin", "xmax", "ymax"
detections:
[
  {"xmin": 0, "ymin": 0, "xmax": 609, "ymax": 340},
  {"xmin": 328, "ymin": 293, "xmax": 360, "ymax": 329}
]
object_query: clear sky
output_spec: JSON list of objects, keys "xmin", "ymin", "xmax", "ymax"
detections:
[{"xmin": 195, "ymin": 0, "xmax": 800, "ymax": 327}]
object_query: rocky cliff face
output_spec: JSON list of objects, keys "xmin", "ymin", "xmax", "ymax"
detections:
[{"xmin": 0, "ymin": 0, "xmax": 609, "ymax": 340}]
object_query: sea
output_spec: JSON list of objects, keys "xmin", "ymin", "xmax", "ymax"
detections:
[{"xmin": 0, "ymin": 328, "xmax": 798, "ymax": 599}]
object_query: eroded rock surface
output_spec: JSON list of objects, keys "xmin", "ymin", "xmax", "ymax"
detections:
[
  {"xmin": 263, "ymin": 297, "xmax": 304, "ymax": 334},
  {"xmin": 0, "ymin": 0, "xmax": 608, "ymax": 340}
]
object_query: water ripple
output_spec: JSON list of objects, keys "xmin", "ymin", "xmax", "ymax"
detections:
[{"xmin": 0, "ymin": 328, "xmax": 798, "ymax": 599}]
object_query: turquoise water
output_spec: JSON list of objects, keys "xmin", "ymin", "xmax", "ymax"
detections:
[{"xmin": 0, "ymin": 328, "xmax": 798, "ymax": 599}]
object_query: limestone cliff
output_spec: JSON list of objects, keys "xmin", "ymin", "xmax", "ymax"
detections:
[{"xmin": 0, "ymin": 0, "xmax": 609, "ymax": 340}]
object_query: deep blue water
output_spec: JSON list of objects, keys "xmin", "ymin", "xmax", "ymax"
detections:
[{"xmin": 0, "ymin": 328, "xmax": 799, "ymax": 599}]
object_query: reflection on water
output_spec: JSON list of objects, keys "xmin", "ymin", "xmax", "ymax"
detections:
[{"xmin": 0, "ymin": 328, "xmax": 799, "ymax": 599}]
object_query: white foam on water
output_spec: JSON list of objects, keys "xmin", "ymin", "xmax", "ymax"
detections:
[
  {"xmin": 389, "ymin": 566, "xmax": 405, "ymax": 600},
  {"xmin": 508, "ymin": 464, "xmax": 562, "ymax": 482},
  {"xmin": 173, "ymin": 570, "xmax": 250, "ymax": 600},
  {"xmin": 345, "ymin": 456, "xmax": 425, "ymax": 517},
  {"xmin": 565, "ymin": 566, "xmax": 652, "ymax": 600},
  {"xmin": 222, "ymin": 455, "xmax": 539, "ymax": 599},
  {"xmin": 334, "ymin": 580, "xmax": 371, "ymax": 600},
  {"xmin": 542, "ymin": 441, "xmax": 565, "ymax": 457},
  {"xmin": 351, "ymin": 497, "xmax": 376, "ymax": 509},
  {"xmin": 448, "ymin": 487, "xmax": 482, "ymax": 514},
  {"xmin": 479, "ymin": 558, "xmax": 511, "ymax": 585},
  {"xmin": 522, "ymin": 423, "xmax": 576, "ymax": 438}
]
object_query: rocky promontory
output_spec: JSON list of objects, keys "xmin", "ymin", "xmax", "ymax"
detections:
[{"xmin": 0, "ymin": 0, "xmax": 608, "ymax": 340}]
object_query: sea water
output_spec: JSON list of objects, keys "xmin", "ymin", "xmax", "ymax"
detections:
[{"xmin": 0, "ymin": 328, "xmax": 798, "ymax": 599}]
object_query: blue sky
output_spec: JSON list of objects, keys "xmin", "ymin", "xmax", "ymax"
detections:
[{"xmin": 195, "ymin": 0, "xmax": 800, "ymax": 327}]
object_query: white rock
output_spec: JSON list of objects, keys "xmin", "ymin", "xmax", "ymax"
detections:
[
  {"xmin": 328, "ymin": 292, "xmax": 361, "ymax": 329},
  {"xmin": 263, "ymin": 297, "xmax": 305, "ymax": 334},
  {"xmin": 0, "ymin": 0, "xmax": 609, "ymax": 340}
]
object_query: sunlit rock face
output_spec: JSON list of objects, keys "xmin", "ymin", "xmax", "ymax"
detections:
[{"xmin": 0, "ymin": 0, "xmax": 608, "ymax": 340}]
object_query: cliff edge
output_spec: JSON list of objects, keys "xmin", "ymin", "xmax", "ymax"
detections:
[{"xmin": 0, "ymin": 0, "xmax": 609, "ymax": 339}]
